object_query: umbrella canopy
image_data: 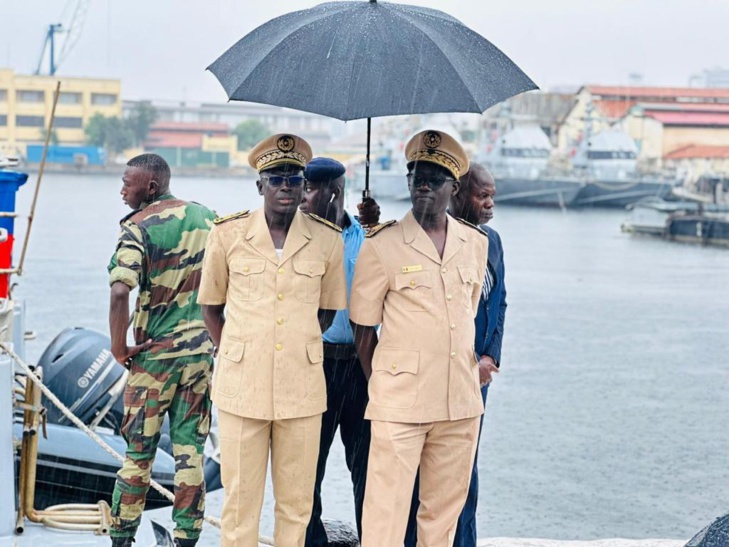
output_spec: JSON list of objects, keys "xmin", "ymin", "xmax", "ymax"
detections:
[{"xmin": 208, "ymin": 0, "xmax": 538, "ymax": 121}]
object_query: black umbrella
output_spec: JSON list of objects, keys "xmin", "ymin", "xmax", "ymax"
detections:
[{"xmin": 208, "ymin": 0, "xmax": 538, "ymax": 196}]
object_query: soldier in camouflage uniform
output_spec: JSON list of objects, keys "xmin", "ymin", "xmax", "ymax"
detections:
[{"xmin": 107, "ymin": 154, "xmax": 216, "ymax": 547}]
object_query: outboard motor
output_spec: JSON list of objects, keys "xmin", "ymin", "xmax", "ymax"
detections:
[
  {"xmin": 39, "ymin": 327, "xmax": 127, "ymax": 431},
  {"xmin": 38, "ymin": 327, "xmax": 224, "ymax": 493}
]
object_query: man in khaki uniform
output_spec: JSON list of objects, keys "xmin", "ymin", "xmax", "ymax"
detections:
[
  {"xmin": 198, "ymin": 134, "xmax": 347, "ymax": 547},
  {"xmin": 350, "ymin": 130, "xmax": 489, "ymax": 547}
]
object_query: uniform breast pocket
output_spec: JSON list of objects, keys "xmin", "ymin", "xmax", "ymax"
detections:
[
  {"xmin": 394, "ymin": 271, "xmax": 433, "ymax": 312},
  {"xmin": 457, "ymin": 265, "xmax": 479, "ymax": 310},
  {"xmin": 371, "ymin": 348, "xmax": 420, "ymax": 409},
  {"xmin": 230, "ymin": 258, "xmax": 266, "ymax": 301},
  {"xmin": 293, "ymin": 260, "xmax": 326, "ymax": 303}
]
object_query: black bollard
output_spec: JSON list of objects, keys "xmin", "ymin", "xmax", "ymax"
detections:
[
  {"xmin": 322, "ymin": 519, "xmax": 359, "ymax": 547},
  {"xmin": 685, "ymin": 512, "xmax": 729, "ymax": 547}
]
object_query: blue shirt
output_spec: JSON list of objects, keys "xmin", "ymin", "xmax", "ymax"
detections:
[{"xmin": 322, "ymin": 212, "xmax": 365, "ymax": 344}]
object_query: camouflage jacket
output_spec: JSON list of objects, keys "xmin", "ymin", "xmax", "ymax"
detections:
[{"xmin": 108, "ymin": 194, "xmax": 216, "ymax": 360}]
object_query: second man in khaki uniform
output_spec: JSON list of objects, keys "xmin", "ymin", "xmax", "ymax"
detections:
[
  {"xmin": 198, "ymin": 134, "xmax": 347, "ymax": 547},
  {"xmin": 350, "ymin": 130, "xmax": 489, "ymax": 547}
]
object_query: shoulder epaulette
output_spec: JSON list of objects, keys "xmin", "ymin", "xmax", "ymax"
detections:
[
  {"xmin": 307, "ymin": 213, "xmax": 342, "ymax": 232},
  {"xmin": 214, "ymin": 210, "xmax": 250, "ymax": 225},
  {"xmin": 456, "ymin": 217, "xmax": 488, "ymax": 237},
  {"xmin": 365, "ymin": 219, "xmax": 397, "ymax": 238}
]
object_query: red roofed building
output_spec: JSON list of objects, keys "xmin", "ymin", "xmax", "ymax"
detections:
[
  {"xmin": 558, "ymin": 85, "xmax": 729, "ymax": 159},
  {"xmin": 616, "ymin": 101, "xmax": 729, "ymax": 168},
  {"xmin": 143, "ymin": 121, "xmax": 237, "ymax": 168},
  {"xmin": 663, "ymin": 145, "xmax": 729, "ymax": 182},
  {"xmin": 665, "ymin": 145, "xmax": 729, "ymax": 160}
]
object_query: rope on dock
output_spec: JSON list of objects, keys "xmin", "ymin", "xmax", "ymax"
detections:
[{"xmin": 2, "ymin": 342, "xmax": 275, "ymax": 545}]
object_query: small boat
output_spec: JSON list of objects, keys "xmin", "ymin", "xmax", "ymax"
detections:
[
  {"xmin": 621, "ymin": 197, "xmax": 729, "ymax": 246},
  {"xmin": 480, "ymin": 126, "xmax": 584, "ymax": 207},
  {"xmin": 571, "ymin": 130, "xmax": 678, "ymax": 207},
  {"xmin": 18, "ymin": 326, "xmax": 222, "ymax": 509}
]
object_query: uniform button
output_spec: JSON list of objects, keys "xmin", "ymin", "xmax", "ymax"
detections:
[
  {"xmin": 391, "ymin": 364, "xmax": 397, "ymax": 370},
  {"xmin": 309, "ymin": 267, "xmax": 313, "ymax": 273},
  {"xmin": 278, "ymin": 267, "xmax": 284, "ymax": 274},
  {"xmin": 275, "ymin": 343, "xmax": 283, "ymax": 351},
  {"xmin": 277, "ymin": 293, "xmax": 284, "ymax": 301},
  {"xmin": 441, "ymin": 267, "xmax": 447, "ymax": 273},
  {"xmin": 450, "ymin": 351, "xmax": 456, "ymax": 358},
  {"xmin": 446, "ymin": 294, "xmax": 452, "ymax": 301},
  {"xmin": 277, "ymin": 318, "xmax": 284, "ymax": 325},
  {"xmin": 409, "ymin": 280, "xmax": 416, "ymax": 286},
  {"xmin": 450, "ymin": 324, "xmax": 456, "ymax": 330},
  {"xmin": 243, "ymin": 266, "xmax": 250, "ymax": 272}
]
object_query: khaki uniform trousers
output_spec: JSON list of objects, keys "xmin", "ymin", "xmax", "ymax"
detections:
[
  {"xmin": 361, "ymin": 417, "xmax": 480, "ymax": 547},
  {"xmin": 218, "ymin": 410, "xmax": 322, "ymax": 547}
]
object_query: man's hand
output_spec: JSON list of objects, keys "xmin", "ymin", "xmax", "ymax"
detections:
[
  {"xmin": 478, "ymin": 355, "xmax": 499, "ymax": 386},
  {"xmin": 112, "ymin": 339, "xmax": 153, "ymax": 368},
  {"xmin": 357, "ymin": 198, "xmax": 381, "ymax": 228}
]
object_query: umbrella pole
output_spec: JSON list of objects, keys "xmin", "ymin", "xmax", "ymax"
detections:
[{"xmin": 363, "ymin": 117, "xmax": 371, "ymax": 200}]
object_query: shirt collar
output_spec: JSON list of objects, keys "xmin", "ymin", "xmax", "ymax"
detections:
[
  {"xmin": 344, "ymin": 211, "xmax": 362, "ymax": 234},
  {"xmin": 139, "ymin": 193, "xmax": 175, "ymax": 210}
]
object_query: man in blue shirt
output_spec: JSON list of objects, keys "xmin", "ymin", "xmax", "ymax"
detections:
[
  {"xmin": 405, "ymin": 163, "xmax": 506, "ymax": 547},
  {"xmin": 300, "ymin": 157, "xmax": 380, "ymax": 546}
]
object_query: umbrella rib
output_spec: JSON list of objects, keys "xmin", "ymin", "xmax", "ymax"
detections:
[
  {"xmin": 385, "ymin": 7, "xmax": 484, "ymax": 111},
  {"xmin": 226, "ymin": 5, "xmax": 354, "ymax": 104}
]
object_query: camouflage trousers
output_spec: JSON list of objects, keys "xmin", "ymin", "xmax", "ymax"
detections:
[{"xmin": 110, "ymin": 352, "xmax": 213, "ymax": 540}]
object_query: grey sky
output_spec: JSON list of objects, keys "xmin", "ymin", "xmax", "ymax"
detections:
[{"xmin": 5, "ymin": 0, "xmax": 728, "ymax": 102}]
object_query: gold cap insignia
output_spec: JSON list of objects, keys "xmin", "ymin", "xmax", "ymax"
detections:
[
  {"xmin": 248, "ymin": 133, "xmax": 313, "ymax": 172},
  {"xmin": 277, "ymin": 135, "xmax": 295, "ymax": 152},
  {"xmin": 423, "ymin": 131, "xmax": 442, "ymax": 149},
  {"xmin": 404, "ymin": 129, "xmax": 470, "ymax": 180}
]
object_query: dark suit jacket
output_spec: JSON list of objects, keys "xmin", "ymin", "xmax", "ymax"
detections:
[{"xmin": 474, "ymin": 225, "xmax": 507, "ymax": 365}]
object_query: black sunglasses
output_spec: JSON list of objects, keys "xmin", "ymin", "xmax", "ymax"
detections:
[
  {"xmin": 406, "ymin": 173, "xmax": 455, "ymax": 190},
  {"xmin": 261, "ymin": 175, "xmax": 305, "ymax": 187}
]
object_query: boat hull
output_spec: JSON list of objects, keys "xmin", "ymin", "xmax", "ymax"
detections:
[
  {"xmin": 493, "ymin": 177, "xmax": 583, "ymax": 207},
  {"xmin": 350, "ymin": 168, "xmax": 410, "ymax": 201},
  {"xmin": 667, "ymin": 215, "xmax": 729, "ymax": 247},
  {"xmin": 13, "ymin": 422, "xmax": 176, "ymax": 509},
  {"xmin": 573, "ymin": 180, "xmax": 675, "ymax": 208}
]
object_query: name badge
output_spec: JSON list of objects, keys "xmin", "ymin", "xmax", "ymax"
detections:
[{"xmin": 401, "ymin": 265, "xmax": 423, "ymax": 273}]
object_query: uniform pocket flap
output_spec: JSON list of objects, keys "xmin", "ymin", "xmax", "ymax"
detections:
[
  {"xmin": 231, "ymin": 258, "xmax": 266, "ymax": 276},
  {"xmin": 294, "ymin": 260, "xmax": 326, "ymax": 278},
  {"xmin": 375, "ymin": 348, "xmax": 419, "ymax": 376},
  {"xmin": 220, "ymin": 339, "xmax": 245, "ymax": 362},
  {"xmin": 306, "ymin": 340, "xmax": 324, "ymax": 364},
  {"xmin": 394, "ymin": 272, "xmax": 432, "ymax": 291},
  {"xmin": 230, "ymin": 258, "xmax": 266, "ymax": 275},
  {"xmin": 458, "ymin": 265, "xmax": 478, "ymax": 284}
]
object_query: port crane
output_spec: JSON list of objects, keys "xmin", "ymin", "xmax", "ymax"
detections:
[{"xmin": 34, "ymin": 0, "xmax": 91, "ymax": 76}]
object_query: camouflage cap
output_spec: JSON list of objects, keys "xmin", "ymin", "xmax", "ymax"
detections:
[
  {"xmin": 248, "ymin": 133, "xmax": 313, "ymax": 172},
  {"xmin": 404, "ymin": 129, "xmax": 470, "ymax": 180}
]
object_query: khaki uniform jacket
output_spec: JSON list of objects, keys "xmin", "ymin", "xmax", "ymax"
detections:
[
  {"xmin": 350, "ymin": 211, "xmax": 489, "ymax": 423},
  {"xmin": 198, "ymin": 209, "xmax": 347, "ymax": 420}
]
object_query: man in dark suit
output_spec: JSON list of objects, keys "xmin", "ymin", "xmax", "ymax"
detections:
[{"xmin": 405, "ymin": 162, "xmax": 506, "ymax": 547}]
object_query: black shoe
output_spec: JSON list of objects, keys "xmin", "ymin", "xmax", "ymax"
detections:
[
  {"xmin": 174, "ymin": 539, "xmax": 198, "ymax": 547},
  {"xmin": 110, "ymin": 538, "xmax": 134, "ymax": 547}
]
